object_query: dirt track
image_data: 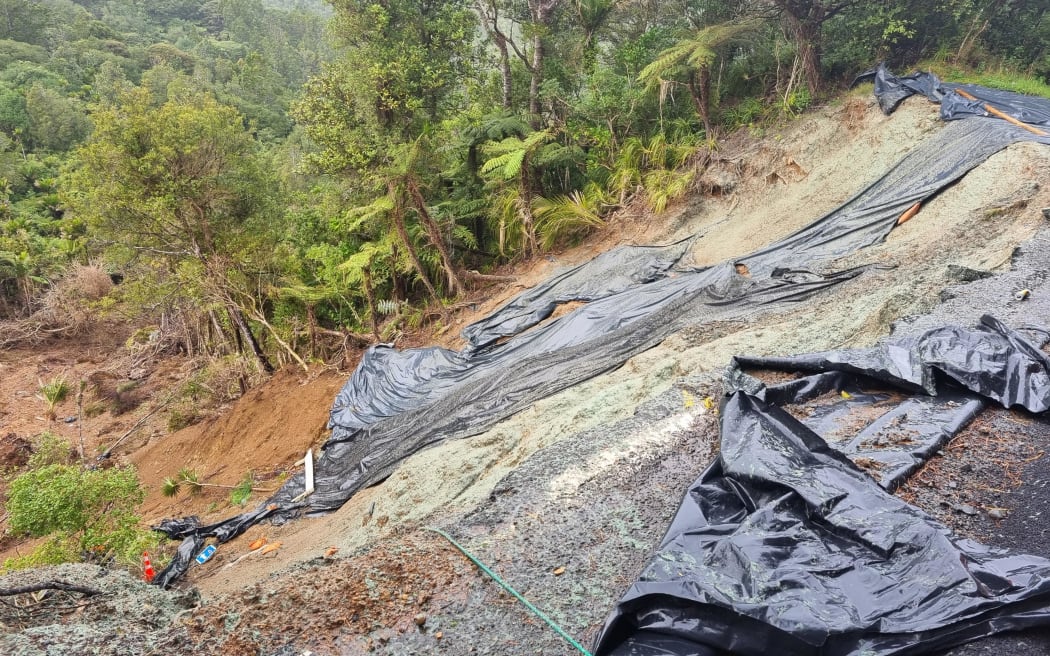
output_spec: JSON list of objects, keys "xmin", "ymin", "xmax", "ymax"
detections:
[{"xmin": 4, "ymin": 92, "xmax": 1050, "ymax": 655}]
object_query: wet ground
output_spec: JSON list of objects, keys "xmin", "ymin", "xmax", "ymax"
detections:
[
  {"xmin": 4, "ymin": 100, "xmax": 1050, "ymax": 656},
  {"xmin": 899, "ymin": 233, "xmax": 1050, "ymax": 656}
]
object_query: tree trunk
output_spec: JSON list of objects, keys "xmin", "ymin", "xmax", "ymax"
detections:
[
  {"xmin": 497, "ymin": 35, "xmax": 512, "ymax": 109},
  {"xmin": 529, "ymin": 30, "xmax": 544, "ymax": 125},
  {"xmin": 783, "ymin": 9, "xmax": 823, "ymax": 94},
  {"xmin": 207, "ymin": 309, "xmax": 229, "ymax": 356},
  {"xmin": 227, "ymin": 303, "xmax": 274, "ymax": 373},
  {"xmin": 527, "ymin": 1, "xmax": 559, "ymax": 127},
  {"xmin": 407, "ymin": 180, "xmax": 464, "ymax": 296},
  {"xmin": 246, "ymin": 306, "xmax": 308, "ymax": 371},
  {"xmin": 390, "ymin": 243, "xmax": 403, "ymax": 302},
  {"xmin": 475, "ymin": 1, "xmax": 514, "ymax": 110},
  {"xmin": 388, "ymin": 185, "xmax": 446, "ymax": 317},
  {"xmin": 306, "ymin": 304, "xmax": 317, "ymax": 359},
  {"xmin": 689, "ymin": 68, "xmax": 713, "ymax": 137},
  {"xmin": 362, "ymin": 266, "xmax": 380, "ymax": 340},
  {"xmin": 519, "ymin": 167, "xmax": 538, "ymax": 257}
]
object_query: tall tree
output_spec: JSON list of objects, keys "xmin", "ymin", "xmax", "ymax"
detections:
[
  {"xmin": 638, "ymin": 20, "xmax": 763, "ymax": 136},
  {"xmin": 771, "ymin": 0, "xmax": 860, "ymax": 93},
  {"xmin": 474, "ymin": 0, "xmax": 520, "ymax": 109},
  {"xmin": 63, "ymin": 87, "xmax": 280, "ymax": 371},
  {"xmin": 526, "ymin": 0, "xmax": 562, "ymax": 124}
]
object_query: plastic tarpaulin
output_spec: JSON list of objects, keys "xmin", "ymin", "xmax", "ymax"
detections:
[
  {"xmin": 153, "ymin": 73, "xmax": 1050, "ymax": 588},
  {"xmin": 593, "ymin": 317, "xmax": 1050, "ymax": 656},
  {"xmin": 460, "ymin": 238, "xmax": 696, "ymax": 352},
  {"xmin": 856, "ymin": 63, "xmax": 1050, "ymax": 128}
]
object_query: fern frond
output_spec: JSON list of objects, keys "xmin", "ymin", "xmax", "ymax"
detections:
[
  {"xmin": 533, "ymin": 189, "xmax": 605, "ymax": 250},
  {"xmin": 451, "ymin": 224, "xmax": 479, "ymax": 250},
  {"xmin": 644, "ymin": 168, "xmax": 695, "ymax": 214}
]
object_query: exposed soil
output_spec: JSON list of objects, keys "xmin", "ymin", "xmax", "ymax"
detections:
[
  {"xmin": 4, "ymin": 91, "xmax": 1050, "ymax": 656},
  {"xmin": 131, "ymin": 368, "xmax": 346, "ymax": 521},
  {"xmin": 181, "ymin": 531, "xmax": 478, "ymax": 655}
]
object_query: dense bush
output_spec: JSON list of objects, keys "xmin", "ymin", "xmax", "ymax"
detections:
[{"xmin": 4, "ymin": 463, "xmax": 161, "ymax": 570}]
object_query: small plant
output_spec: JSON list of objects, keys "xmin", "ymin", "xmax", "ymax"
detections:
[
  {"xmin": 230, "ymin": 472, "xmax": 254, "ymax": 506},
  {"xmin": 161, "ymin": 467, "xmax": 202, "ymax": 498},
  {"xmin": 84, "ymin": 400, "xmax": 108, "ymax": 418},
  {"xmin": 27, "ymin": 432, "xmax": 73, "ymax": 468},
  {"xmin": 160, "ymin": 476, "xmax": 179, "ymax": 498},
  {"xmin": 533, "ymin": 185, "xmax": 607, "ymax": 249},
  {"xmin": 161, "ymin": 467, "xmax": 266, "ymax": 501},
  {"xmin": 38, "ymin": 376, "xmax": 70, "ymax": 421}
]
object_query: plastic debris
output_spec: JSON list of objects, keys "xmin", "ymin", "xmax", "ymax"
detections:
[
  {"xmin": 593, "ymin": 316, "xmax": 1050, "ymax": 656},
  {"xmin": 194, "ymin": 544, "xmax": 216, "ymax": 565}
]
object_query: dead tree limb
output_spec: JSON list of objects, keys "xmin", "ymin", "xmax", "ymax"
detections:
[
  {"xmin": 461, "ymin": 270, "xmax": 517, "ymax": 284},
  {"xmin": 0, "ymin": 581, "xmax": 104, "ymax": 597}
]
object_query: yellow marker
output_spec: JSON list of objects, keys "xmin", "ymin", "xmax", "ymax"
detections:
[
  {"xmin": 840, "ymin": 390, "xmax": 853, "ymax": 400},
  {"xmin": 682, "ymin": 390, "xmax": 695, "ymax": 408},
  {"xmin": 703, "ymin": 396, "xmax": 715, "ymax": 410}
]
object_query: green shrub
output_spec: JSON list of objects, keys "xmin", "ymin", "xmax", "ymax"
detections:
[
  {"xmin": 3, "ymin": 463, "xmax": 160, "ymax": 570},
  {"xmin": 26, "ymin": 431, "xmax": 72, "ymax": 468}
]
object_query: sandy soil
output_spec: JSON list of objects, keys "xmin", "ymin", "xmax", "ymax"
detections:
[
  {"xmin": 4, "ymin": 90, "xmax": 1050, "ymax": 655},
  {"xmin": 131, "ymin": 368, "xmax": 345, "ymax": 520},
  {"xmin": 159, "ymin": 93, "xmax": 1050, "ymax": 650}
]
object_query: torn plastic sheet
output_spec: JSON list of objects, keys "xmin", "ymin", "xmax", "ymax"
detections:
[
  {"xmin": 593, "ymin": 317, "xmax": 1050, "ymax": 656},
  {"xmin": 856, "ymin": 63, "xmax": 1050, "ymax": 127},
  {"xmin": 736, "ymin": 315, "xmax": 1050, "ymax": 412},
  {"xmin": 153, "ymin": 78, "xmax": 1050, "ymax": 587},
  {"xmin": 460, "ymin": 237, "xmax": 696, "ymax": 352},
  {"xmin": 739, "ymin": 369, "xmax": 986, "ymax": 491}
]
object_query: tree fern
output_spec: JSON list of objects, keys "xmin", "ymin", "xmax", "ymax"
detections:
[
  {"xmin": 638, "ymin": 20, "xmax": 765, "ymax": 135},
  {"xmin": 451, "ymin": 223, "xmax": 479, "ymax": 250},
  {"xmin": 481, "ymin": 148, "xmax": 528, "ymax": 180}
]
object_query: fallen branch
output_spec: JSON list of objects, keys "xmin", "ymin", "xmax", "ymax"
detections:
[
  {"xmin": 99, "ymin": 396, "xmax": 173, "ymax": 460},
  {"xmin": 0, "ymin": 581, "xmax": 104, "ymax": 597},
  {"xmin": 461, "ymin": 269, "xmax": 517, "ymax": 284},
  {"xmin": 313, "ymin": 326, "xmax": 374, "ymax": 346}
]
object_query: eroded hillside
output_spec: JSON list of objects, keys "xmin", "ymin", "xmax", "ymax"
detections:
[{"xmin": 4, "ymin": 88, "xmax": 1050, "ymax": 655}]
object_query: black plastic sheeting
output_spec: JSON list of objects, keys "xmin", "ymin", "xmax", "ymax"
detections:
[
  {"xmin": 460, "ymin": 237, "xmax": 697, "ymax": 352},
  {"xmin": 730, "ymin": 367, "xmax": 986, "ymax": 491},
  {"xmin": 856, "ymin": 63, "xmax": 1050, "ymax": 127},
  {"xmin": 152, "ymin": 73, "xmax": 1050, "ymax": 588},
  {"xmin": 593, "ymin": 317, "xmax": 1050, "ymax": 656}
]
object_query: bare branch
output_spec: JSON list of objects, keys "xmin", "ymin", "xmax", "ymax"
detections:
[{"xmin": 0, "ymin": 581, "xmax": 104, "ymax": 597}]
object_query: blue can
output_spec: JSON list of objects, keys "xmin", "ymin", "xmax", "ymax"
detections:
[{"xmin": 195, "ymin": 544, "xmax": 217, "ymax": 565}]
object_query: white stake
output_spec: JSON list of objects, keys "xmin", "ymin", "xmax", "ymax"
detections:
[{"xmin": 291, "ymin": 448, "xmax": 314, "ymax": 503}]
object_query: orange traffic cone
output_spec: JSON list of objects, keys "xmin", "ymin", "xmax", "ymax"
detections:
[{"xmin": 142, "ymin": 551, "xmax": 156, "ymax": 583}]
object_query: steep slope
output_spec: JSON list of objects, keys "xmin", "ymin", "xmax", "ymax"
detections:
[
  {"xmin": 6, "ymin": 88, "xmax": 1050, "ymax": 655},
  {"xmin": 184, "ymin": 93, "xmax": 1050, "ymax": 654},
  {"xmin": 184, "ymin": 92, "xmax": 1049, "ymax": 596}
]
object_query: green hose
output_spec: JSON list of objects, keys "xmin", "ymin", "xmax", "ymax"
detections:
[{"xmin": 425, "ymin": 526, "xmax": 594, "ymax": 656}]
